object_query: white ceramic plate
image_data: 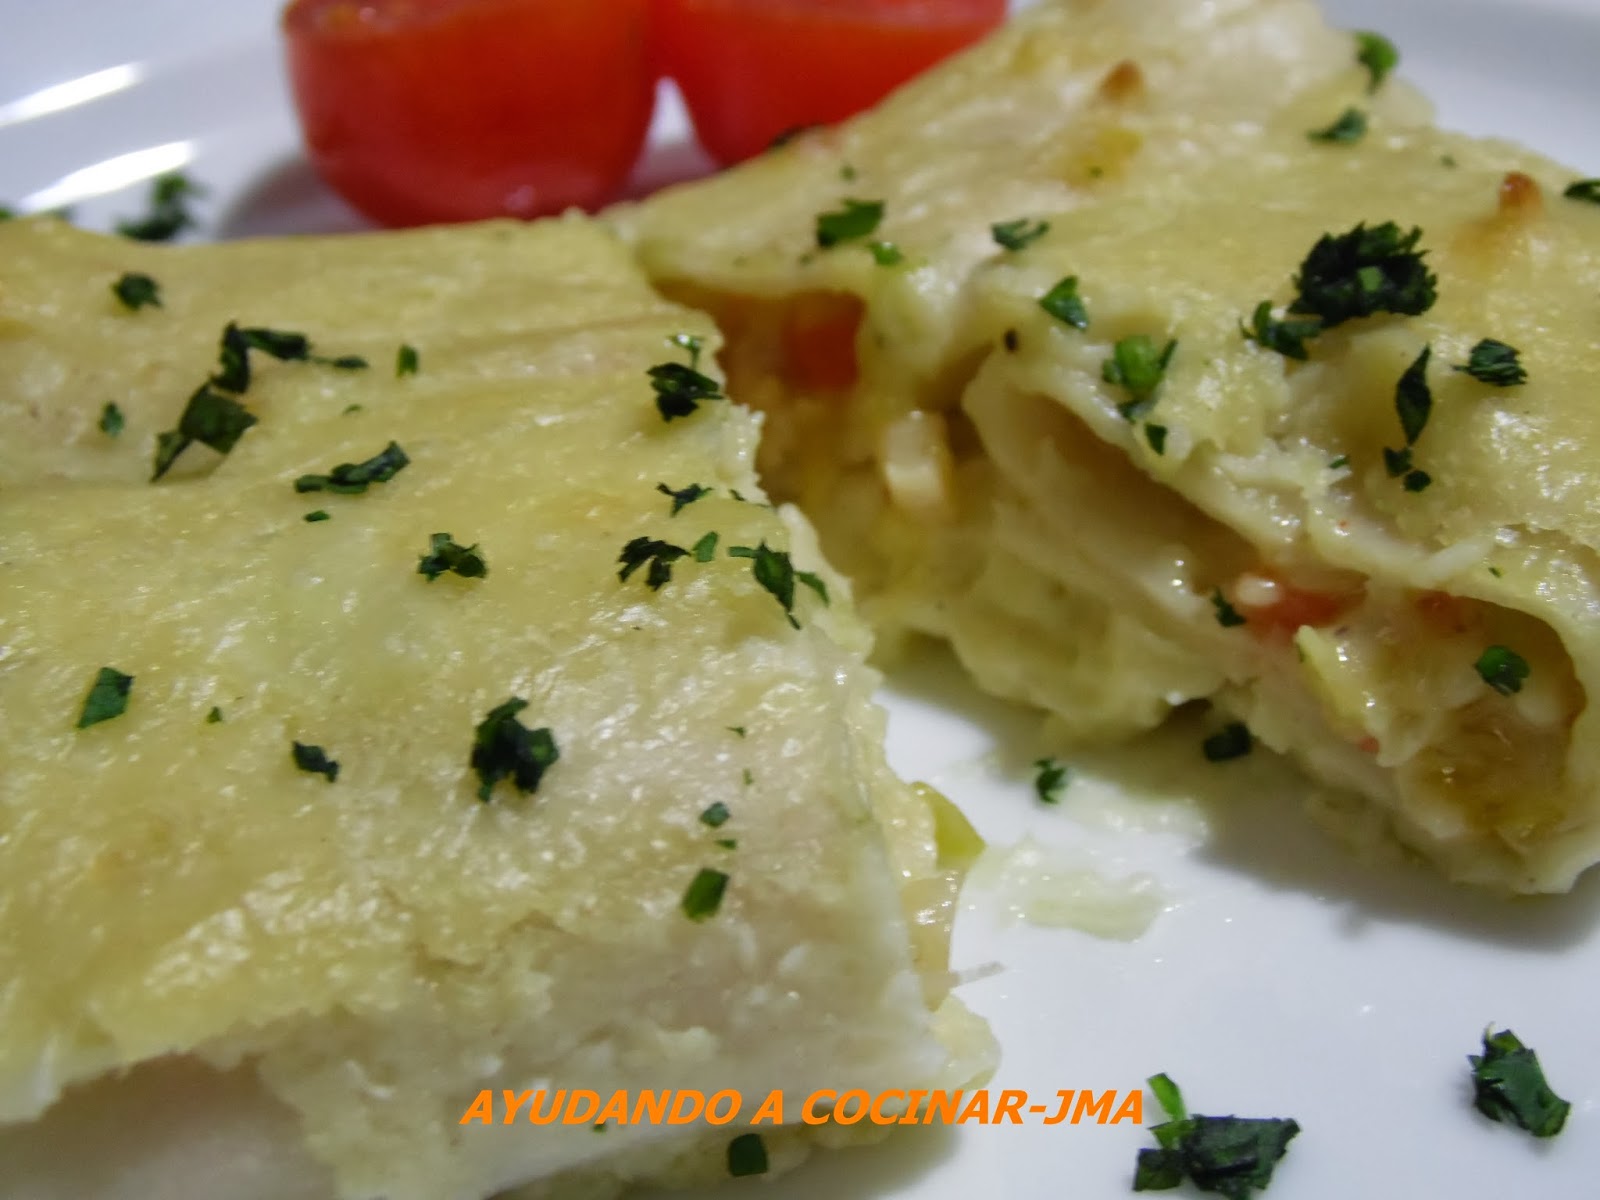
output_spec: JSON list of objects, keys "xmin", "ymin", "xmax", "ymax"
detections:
[{"xmin": 3, "ymin": 2, "xmax": 1598, "ymax": 1197}]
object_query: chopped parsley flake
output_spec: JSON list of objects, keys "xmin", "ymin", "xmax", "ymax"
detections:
[
  {"xmin": 1038, "ymin": 275, "xmax": 1089, "ymax": 330},
  {"xmin": 717, "ymin": 837, "xmax": 738, "ymax": 850},
  {"xmin": 1394, "ymin": 345, "xmax": 1433, "ymax": 445},
  {"xmin": 212, "ymin": 323, "xmax": 366, "ymax": 392},
  {"xmin": 1033, "ymin": 757, "xmax": 1068, "ymax": 804},
  {"xmin": 727, "ymin": 1132, "xmax": 768, "ymax": 1177},
  {"xmin": 1469, "ymin": 1028, "xmax": 1570, "ymax": 1138},
  {"xmin": 470, "ymin": 697, "xmax": 558, "ymax": 801},
  {"xmin": 98, "ymin": 402, "xmax": 124, "ymax": 437},
  {"xmin": 294, "ymin": 441, "xmax": 411, "ymax": 494},
  {"xmin": 1354, "ymin": 30, "xmax": 1399, "ymax": 93},
  {"xmin": 868, "ymin": 240, "xmax": 904, "ymax": 266},
  {"xmin": 115, "ymin": 171, "xmax": 203, "ymax": 242},
  {"xmin": 1308, "ymin": 107, "xmax": 1369, "ymax": 144},
  {"xmin": 1454, "ymin": 339, "xmax": 1526, "ymax": 386},
  {"xmin": 728, "ymin": 725, "xmax": 747, "ymax": 738},
  {"xmin": 992, "ymin": 217, "xmax": 1051, "ymax": 251},
  {"xmin": 1212, "ymin": 588, "xmax": 1247, "ymax": 628},
  {"xmin": 111, "ymin": 271, "xmax": 162, "ymax": 311},
  {"xmin": 1475, "ymin": 645, "xmax": 1530, "ymax": 695},
  {"xmin": 728, "ymin": 541, "xmax": 821, "ymax": 629},
  {"xmin": 206, "ymin": 706, "xmax": 223, "ymax": 724},
  {"xmin": 304, "ymin": 509, "xmax": 330, "ymax": 523},
  {"xmin": 291, "ymin": 741, "xmax": 339, "ymax": 782},
  {"xmin": 1144, "ymin": 423, "xmax": 1169, "ymax": 455},
  {"xmin": 1403, "ymin": 469, "xmax": 1432, "ymax": 493},
  {"xmin": 1239, "ymin": 301, "xmax": 1321, "ymax": 361},
  {"xmin": 815, "ymin": 199, "xmax": 885, "ymax": 248},
  {"xmin": 1134, "ymin": 1073, "xmax": 1300, "ymax": 1198},
  {"xmin": 77, "ymin": 667, "xmax": 133, "ymax": 729},
  {"xmin": 1202, "ymin": 722, "xmax": 1253, "ymax": 762},
  {"xmin": 657, "ymin": 481, "xmax": 711, "ymax": 515},
  {"xmin": 417, "ymin": 533, "xmax": 488, "ymax": 582},
  {"xmin": 1383, "ymin": 446, "xmax": 1413, "ymax": 478},
  {"xmin": 682, "ymin": 867, "xmax": 730, "ymax": 921},
  {"xmin": 1104, "ymin": 336, "xmax": 1177, "ymax": 420},
  {"xmin": 618, "ymin": 537, "xmax": 690, "ymax": 591},
  {"xmin": 1328, "ymin": 455, "xmax": 1350, "ymax": 469},
  {"xmin": 1563, "ymin": 179, "xmax": 1600, "ymax": 205},
  {"xmin": 648, "ymin": 340, "xmax": 725, "ymax": 421},
  {"xmin": 151, "ymin": 384, "xmax": 259, "ymax": 480},
  {"xmin": 396, "ymin": 343, "xmax": 419, "ymax": 377},
  {"xmin": 1290, "ymin": 222, "xmax": 1437, "ymax": 328},
  {"xmin": 700, "ymin": 802, "xmax": 731, "ymax": 828},
  {"xmin": 692, "ymin": 531, "xmax": 720, "ymax": 562}
]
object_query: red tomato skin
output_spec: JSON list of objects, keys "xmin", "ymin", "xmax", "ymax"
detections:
[
  {"xmin": 655, "ymin": 0, "xmax": 1007, "ymax": 167},
  {"xmin": 284, "ymin": 0, "xmax": 656, "ymax": 227}
]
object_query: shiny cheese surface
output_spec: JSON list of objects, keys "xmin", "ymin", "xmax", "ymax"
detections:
[{"xmin": 0, "ymin": 219, "xmax": 989, "ymax": 1200}]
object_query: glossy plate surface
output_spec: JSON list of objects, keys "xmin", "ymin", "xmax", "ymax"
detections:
[{"xmin": 2, "ymin": 1, "xmax": 1597, "ymax": 1196}]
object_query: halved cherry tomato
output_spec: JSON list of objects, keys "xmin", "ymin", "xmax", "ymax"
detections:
[
  {"xmin": 654, "ymin": 0, "xmax": 1007, "ymax": 167},
  {"xmin": 283, "ymin": 0, "xmax": 656, "ymax": 227}
]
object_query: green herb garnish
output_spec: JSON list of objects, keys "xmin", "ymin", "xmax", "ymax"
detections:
[
  {"xmin": 1240, "ymin": 301, "xmax": 1321, "ymax": 360},
  {"xmin": 700, "ymin": 802, "xmax": 731, "ymax": 828},
  {"xmin": 1202, "ymin": 723, "xmax": 1253, "ymax": 762},
  {"xmin": 294, "ymin": 441, "xmax": 410, "ymax": 494},
  {"xmin": 1104, "ymin": 336, "xmax": 1177, "ymax": 420},
  {"xmin": 728, "ymin": 541, "xmax": 819, "ymax": 629},
  {"xmin": 1328, "ymin": 455, "xmax": 1350, "ymax": 469},
  {"xmin": 649, "ymin": 337, "xmax": 725, "ymax": 422},
  {"xmin": 291, "ymin": 741, "xmax": 339, "ymax": 783},
  {"xmin": 115, "ymin": 171, "xmax": 203, "ymax": 242},
  {"xmin": 618, "ymin": 537, "xmax": 689, "ymax": 591},
  {"xmin": 1563, "ymin": 179, "xmax": 1600, "ymax": 205},
  {"xmin": 1033, "ymin": 757, "xmax": 1068, "ymax": 804},
  {"xmin": 111, "ymin": 271, "xmax": 162, "ymax": 311},
  {"xmin": 304, "ymin": 510, "xmax": 330, "ymax": 523},
  {"xmin": 1453, "ymin": 339, "xmax": 1526, "ymax": 386},
  {"xmin": 470, "ymin": 697, "xmax": 558, "ymax": 801},
  {"xmin": 993, "ymin": 218, "xmax": 1051, "ymax": 251},
  {"xmin": 1394, "ymin": 345, "xmax": 1433, "ymax": 445},
  {"xmin": 692, "ymin": 531, "xmax": 720, "ymax": 562},
  {"xmin": 210, "ymin": 322, "xmax": 363, "ymax": 392},
  {"xmin": 206, "ymin": 706, "xmax": 223, "ymax": 724},
  {"xmin": 98, "ymin": 402, "xmax": 124, "ymax": 437},
  {"xmin": 1145, "ymin": 423, "xmax": 1169, "ymax": 455},
  {"xmin": 417, "ymin": 533, "xmax": 488, "ymax": 582},
  {"xmin": 1039, "ymin": 275, "xmax": 1089, "ymax": 330},
  {"xmin": 727, "ymin": 1132, "xmax": 768, "ymax": 1177},
  {"xmin": 816, "ymin": 199, "xmax": 885, "ymax": 248},
  {"xmin": 1212, "ymin": 588, "xmax": 1246, "ymax": 628},
  {"xmin": 728, "ymin": 725, "xmax": 747, "ymax": 738},
  {"xmin": 1308, "ymin": 108, "xmax": 1368, "ymax": 144},
  {"xmin": 1469, "ymin": 1028, "xmax": 1570, "ymax": 1138},
  {"xmin": 77, "ymin": 667, "xmax": 133, "ymax": 729},
  {"xmin": 151, "ymin": 384, "xmax": 259, "ymax": 480},
  {"xmin": 682, "ymin": 867, "xmax": 730, "ymax": 921},
  {"xmin": 658, "ymin": 482, "xmax": 711, "ymax": 515},
  {"xmin": 1354, "ymin": 31, "xmax": 1399, "ymax": 93},
  {"xmin": 868, "ymin": 240, "xmax": 904, "ymax": 266},
  {"xmin": 396, "ymin": 343, "xmax": 419, "ymax": 377},
  {"xmin": 1134, "ymin": 1073, "xmax": 1300, "ymax": 1198},
  {"xmin": 1290, "ymin": 222, "xmax": 1436, "ymax": 328},
  {"xmin": 1475, "ymin": 645, "xmax": 1530, "ymax": 695}
]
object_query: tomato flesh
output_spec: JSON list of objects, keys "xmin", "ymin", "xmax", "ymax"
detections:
[
  {"xmin": 655, "ymin": 0, "xmax": 1007, "ymax": 167},
  {"xmin": 283, "ymin": 0, "xmax": 656, "ymax": 227}
]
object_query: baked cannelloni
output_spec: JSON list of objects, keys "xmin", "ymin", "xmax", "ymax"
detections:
[{"xmin": 623, "ymin": 0, "xmax": 1600, "ymax": 891}]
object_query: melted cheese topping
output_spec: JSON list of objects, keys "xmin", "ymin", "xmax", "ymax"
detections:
[
  {"xmin": 0, "ymin": 218, "xmax": 993, "ymax": 1198},
  {"xmin": 623, "ymin": 0, "xmax": 1600, "ymax": 891}
]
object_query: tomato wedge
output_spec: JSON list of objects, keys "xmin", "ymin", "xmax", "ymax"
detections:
[
  {"xmin": 283, "ymin": 0, "xmax": 656, "ymax": 227},
  {"xmin": 655, "ymin": 0, "xmax": 1007, "ymax": 167}
]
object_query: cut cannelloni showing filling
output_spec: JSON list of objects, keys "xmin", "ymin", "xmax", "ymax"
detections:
[
  {"xmin": 622, "ymin": 0, "xmax": 1600, "ymax": 891},
  {"xmin": 0, "ymin": 218, "xmax": 993, "ymax": 1200}
]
